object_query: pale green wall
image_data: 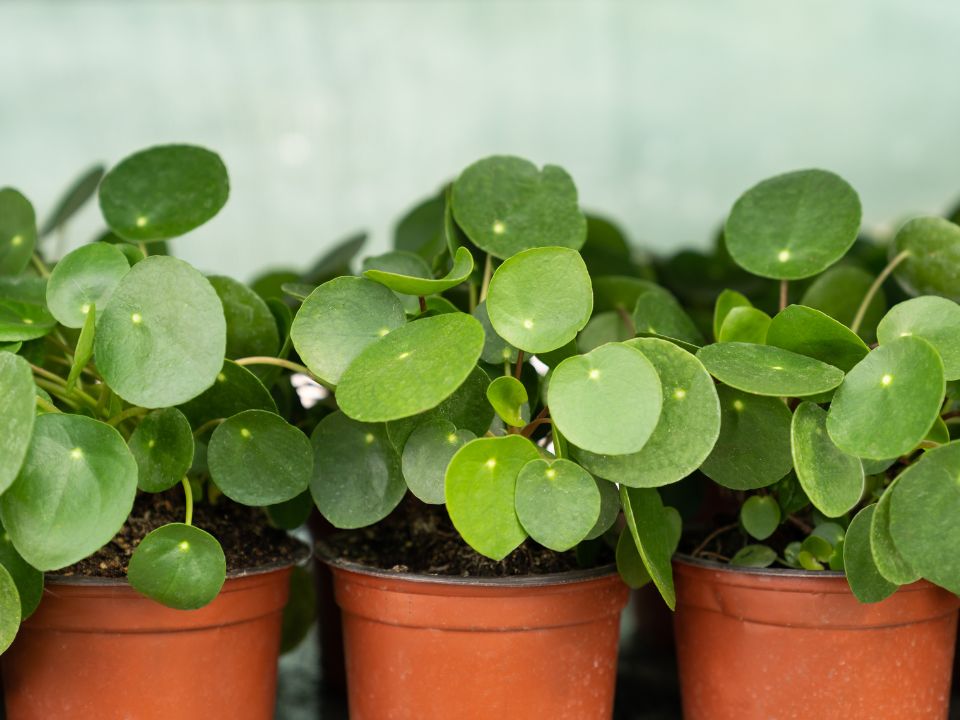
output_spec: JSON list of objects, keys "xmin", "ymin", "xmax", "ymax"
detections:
[{"xmin": 2, "ymin": 0, "xmax": 959, "ymax": 281}]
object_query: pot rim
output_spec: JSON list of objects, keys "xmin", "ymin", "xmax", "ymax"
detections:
[
  {"xmin": 317, "ymin": 539, "xmax": 618, "ymax": 588},
  {"xmin": 674, "ymin": 552, "xmax": 846, "ymax": 579},
  {"xmin": 43, "ymin": 537, "xmax": 313, "ymax": 587}
]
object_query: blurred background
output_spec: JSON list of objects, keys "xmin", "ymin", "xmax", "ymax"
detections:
[{"xmin": 2, "ymin": 0, "xmax": 960, "ymax": 283}]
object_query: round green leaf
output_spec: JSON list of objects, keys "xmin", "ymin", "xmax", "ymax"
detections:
[
  {"xmin": 550, "ymin": 343, "xmax": 662, "ymax": 455},
  {"xmin": 401, "ymin": 419, "xmax": 475, "ymax": 504},
  {"xmin": 0, "ymin": 188, "xmax": 37, "ymax": 276},
  {"xmin": 888, "ymin": 442, "xmax": 960, "ymax": 594},
  {"xmin": 844, "ymin": 504, "xmax": 897, "ymax": 603},
  {"xmin": 514, "ymin": 458, "xmax": 600, "ymax": 552},
  {"xmin": 0, "ymin": 520, "xmax": 43, "ymax": 619},
  {"xmin": 177, "ymin": 360, "xmax": 277, "ymax": 429},
  {"xmin": 361, "ymin": 251, "xmax": 432, "ymax": 314},
  {"xmin": 472, "ymin": 300, "xmax": 518, "ymax": 364},
  {"xmin": 740, "ymin": 495, "xmax": 781, "ymax": 541},
  {"xmin": 451, "ymin": 156, "xmax": 586, "ymax": 258},
  {"xmin": 46, "ymin": 243, "xmax": 130, "ymax": 328},
  {"xmin": 96, "ymin": 256, "xmax": 226, "ymax": 408},
  {"xmin": 791, "ymin": 402, "xmax": 864, "ymax": 517},
  {"xmin": 129, "ymin": 408, "xmax": 195, "ymax": 493},
  {"xmin": 713, "ymin": 289, "xmax": 752, "ymax": 341},
  {"xmin": 0, "ymin": 564, "xmax": 20, "ymax": 654},
  {"xmin": 0, "ymin": 352, "xmax": 35, "ymax": 495},
  {"xmin": 40, "ymin": 164, "xmax": 104, "ymax": 237},
  {"xmin": 724, "ymin": 169, "xmax": 861, "ymax": 280},
  {"xmin": 585, "ymin": 477, "xmax": 621, "ymax": 540},
  {"xmin": 620, "ymin": 486, "xmax": 676, "ymax": 609},
  {"xmin": 700, "ymin": 385, "xmax": 794, "ymax": 490},
  {"xmin": 336, "ymin": 313, "xmax": 484, "ymax": 423},
  {"xmin": 892, "ymin": 217, "xmax": 960, "ymax": 301},
  {"xmin": 632, "ymin": 288, "xmax": 703, "ymax": 345},
  {"xmin": 364, "ymin": 246, "xmax": 474, "ymax": 296},
  {"xmin": 827, "ymin": 336, "xmax": 945, "ymax": 459},
  {"xmin": 801, "ymin": 265, "xmax": 886, "ymax": 342},
  {"xmin": 731, "ymin": 544, "xmax": 777, "ymax": 568},
  {"xmin": 208, "ymin": 410, "xmax": 312, "ymax": 505},
  {"xmin": 717, "ymin": 306, "xmax": 770, "ymax": 344},
  {"xmin": 486, "ymin": 375, "xmax": 528, "ymax": 428},
  {"xmin": 310, "ymin": 411, "xmax": 405, "ymax": 528},
  {"xmin": 572, "ymin": 338, "xmax": 720, "ymax": 488},
  {"xmin": 767, "ymin": 304, "xmax": 869, "ymax": 372},
  {"xmin": 0, "ymin": 298, "xmax": 56, "ymax": 342},
  {"xmin": 486, "ymin": 247, "xmax": 592, "ymax": 354},
  {"xmin": 98, "ymin": 145, "xmax": 229, "ymax": 242},
  {"xmin": 127, "ymin": 523, "xmax": 226, "ymax": 610},
  {"xmin": 697, "ymin": 342, "xmax": 844, "ymax": 397},
  {"xmin": 877, "ymin": 297, "xmax": 960, "ymax": 380},
  {"xmin": 291, "ymin": 276, "xmax": 406, "ymax": 386},
  {"xmin": 445, "ymin": 435, "xmax": 539, "ymax": 560},
  {"xmin": 0, "ymin": 413, "xmax": 137, "ymax": 570},
  {"xmin": 208, "ymin": 275, "xmax": 280, "ymax": 360}
]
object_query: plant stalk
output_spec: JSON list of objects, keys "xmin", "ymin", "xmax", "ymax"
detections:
[
  {"xmin": 479, "ymin": 254, "xmax": 493, "ymax": 302},
  {"xmin": 850, "ymin": 250, "xmax": 910, "ymax": 334},
  {"xmin": 181, "ymin": 477, "xmax": 194, "ymax": 526}
]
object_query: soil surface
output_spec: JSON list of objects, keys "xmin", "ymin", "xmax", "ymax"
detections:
[
  {"xmin": 56, "ymin": 490, "xmax": 306, "ymax": 578},
  {"xmin": 322, "ymin": 497, "xmax": 612, "ymax": 577}
]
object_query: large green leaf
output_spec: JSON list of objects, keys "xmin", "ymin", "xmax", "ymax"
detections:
[
  {"xmin": 827, "ymin": 336, "xmax": 944, "ymax": 459},
  {"xmin": 572, "ymin": 338, "xmax": 720, "ymax": 487},
  {"xmin": 445, "ymin": 435, "xmax": 539, "ymax": 560},
  {"xmin": 0, "ymin": 564, "xmax": 20, "ymax": 654},
  {"xmin": 127, "ymin": 523, "xmax": 226, "ymax": 610},
  {"xmin": 178, "ymin": 360, "xmax": 277, "ymax": 429},
  {"xmin": 550, "ymin": 343, "xmax": 662, "ymax": 455},
  {"xmin": 514, "ymin": 458, "xmax": 600, "ymax": 552},
  {"xmin": 451, "ymin": 156, "xmax": 586, "ymax": 258},
  {"xmin": 700, "ymin": 385, "xmax": 794, "ymax": 490},
  {"xmin": 0, "ymin": 188, "xmax": 37, "ymax": 276},
  {"xmin": 129, "ymin": 408, "xmax": 195, "ymax": 493},
  {"xmin": 290, "ymin": 276, "xmax": 406, "ymax": 386},
  {"xmin": 364, "ymin": 246, "xmax": 474, "ymax": 296},
  {"xmin": 400, "ymin": 419, "xmax": 475, "ymax": 504},
  {"xmin": 96, "ymin": 256, "xmax": 227, "ymax": 408},
  {"xmin": 40, "ymin": 164, "xmax": 105, "ymax": 237},
  {"xmin": 697, "ymin": 342, "xmax": 844, "ymax": 397},
  {"xmin": 46, "ymin": 243, "xmax": 130, "ymax": 328},
  {"xmin": 98, "ymin": 145, "xmax": 229, "ymax": 242},
  {"xmin": 724, "ymin": 169, "xmax": 861, "ymax": 279},
  {"xmin": 336, "ymin": 313, "xmax": 484, "ymax": 422},
  {"xmin": 310, "ymin": 411, "xmax": 405, "ymax": 528},
  {"xmin": 0, "ymin": 352, "xmax": 36, "ymax": 494},
  {"xmin": 208, "ymin": 410, "xmax": 312, "ymax": 505},
  {"xmin": 0, "ymin": 519, "xmax": 43, "ymax": 619},
  {"xmin": 877, "ymin": 297, "xmax": 960, "ymax": 380},
  {"xmin": 208, "ymin": 275, "xmax": 280, "ymax": 360},
  {"xmin": 620, "ymin": 487, "xmax": 676, "ymax": 609},
  {"xmin": 791, "ymin": 402, "xmax": 864, "ymax": 517},
  {"xmin": 766, "ymin": 304, "xmax": 869, "ymax": 372},
  {"xmin": 801, "ymin": 265, "xmax": 886, "ymax": 342},
  {"xmin": 486, "ymin": 246, "xmax": 592, "ymax": 354},
  {"xmin": 891, "ymin": 217, "xmax": 960, "ymax": 301},
  {"xmin": 0, "ymin": 414, "xmax": 137, "ymax": 570},
  {"xmin": 870, "ymin": 477, "xmax": 920, "ymax": 585},
  {"xmin": 844, "ymin": 505, "xmax": 897, "ymax": 602}
]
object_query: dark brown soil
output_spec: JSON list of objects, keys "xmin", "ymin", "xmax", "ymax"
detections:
[
  {"xmin": 323, "ymin": 497, "xmax": 612, "ymax": 577},
  {"xmin": 56, "ymin": 490, "xmax": 306, "ymax": 578}
]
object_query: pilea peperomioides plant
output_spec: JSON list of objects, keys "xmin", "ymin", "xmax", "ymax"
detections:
[{"xmin": 0, "ymin": 145, "xmax": 314, "ymax": 654}]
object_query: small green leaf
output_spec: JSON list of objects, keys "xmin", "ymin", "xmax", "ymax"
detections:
[
  {"xmin": 515, "ymin": 459, "xmax": 600, "ymax": 552},
  {"xmin": 266, "ymin": 491, "xmax": 314, "ymax": 530},
  {"xmin": 361, "ymin": 251, "xmax": 432, "ymax": 314},
  {"xmin": 129, "ymin": 408, "xmax": 195, "ymax": 493},
  {"xmin": 395, "ymin": 193, "xmax": 445, "ymax": 260},
  {"xmin": 797, "ymin": 550, "xmax": 824, "ymax": 570},
  {"xmin": 592, "ymin": 276, "xmax": 660, "ymax": 314},
  {"xmin": 451, "ymin": 156, "xmax": 586, "ymax": 258},
  {"xmin": 0, "ymin": 188, "xmax": 37, "ymax": 276},
  {"xmin": 127, "ymin": 523, "xmax": 226, "ymax": 610},
  {"xmin": 40, "ymin": 164, "xmax": 105, "ymax": 237},
  {"xmin": 96, "ymin": 256, "xmax": 227, "ymax": 408},
  {"xmin": 208, "ymin": 410, "xmax": 312, "ymax": 505},
  {"xmin": 713, "ymin": 289, "xmax": 751, "ymax": 341},
  {"xmin": 632, "ymin": 287, "xmax": 703, "ymax": 345},
  {"xmin": 486, "ymin": 376, "xmax": 528, "ymax": 427},
  {"xmin": 700, "ymin": 385, "xmax": 794, "ymax": 490},
  {"xmin": 550, "ymin": 343, "xmax": 662, "ymax": 455},
  {"xmin": 791, "ymin": 402, "xmax": 864, "ymax": 517},
  {"xmin": 877, "ymin": 297, "xmax": 960, "ymax": 380},
  {"xmin": 336, "ymin": 313, "xmax": 484, "ymax": 423},
  {"xmin": 0, "ymin": 519, "xmax": 43, "ymax": 619},
  {"xmin": 0, "ymin": 414, "xmax": 137, "ymax": 570},
  {"xmin": 827, "ymin": 336, "xmax": 945, "ymax": 459},
  {"xmin": 724, "ymin": 169, "xmax": 861, "ymax": 279},
  {"xmin": 310, "ymin": 411, "xmax": 405, "ymax": 529},
  {"xmin": 766, "ymin": 304, "xmax": 869, "ymax": 372},
  {"xmin": 801, "ymin": 265, "xmax": 886, "ymax": 342},
  {"xmin": 66, "ymin": 305, "xmax": 96, "ymax": 391},
  {"xmin": 731, "ymin": 544, "xmax": 777, "ymax": 568},
  {"xmin": 99, "ymin": 145, "xmax": 229, "ymax": 242},
  {"xmin": 891, "ymin": 217, "xmax": 960, "ymax": 300},
  {"xmin": 620, "ymin": 487, "xmax": 676, "ymax": 609},
  {"xmin": 46, "ymin": 243, "xmax": 129, "ymax": 328},
  {"xmin": 740, "ymin": 496, "xmax": 781, "ymax": 540},
  {"xmin": 577, "ymin": 312, "xmax": 634, "ymax": 352},
  {"xmin": 585, "ymin": 477, "xmax": 621, "ymax": 540},
  {"xmin": 0, "ymin": 564, "xmax": 20, "ymax": 654},
  {"xmin": 844, "ymin": 505, "xmax": 897, "ymax": 603},
  {"xmin": 472, "ymin": 301, "xmax": 518, "ymax": 364},
  {"xmin": 717, "ymin": 306, "xmax": 770, "ymax": 344},
  {"xmin": 801, "ymin": 534, "xmax": 834, "ymax": 563},
  {"xmin": 364, "ymin": 246, "xmax": 474, "ymax": 296},
  {"xmin": 177, "ymin": 360, "xmax": 277, "ymax": 429},
  {"xmin": 0, "ymin": 351, "xmax": 36, "ymax": 494},
  {"xmin": 209, "ymin": 276, "xmax": 280, "ymax": 360},
  {"xmin": 486, "ymin": 247, "xmax": 593, "ymax": 354},
  {"xmin": 400, "ymin": 419, "xmax": 475, "ymax": 504},
  {"xmin": 698, "ymin": 342, "xmax": 844, "ymax": 398},
  {"xmin": 445, "ymin": 435, "xmax": 539, "ymax": 560}
]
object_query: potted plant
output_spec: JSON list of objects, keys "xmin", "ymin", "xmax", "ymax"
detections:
[
  {"xmin": 0, "ymin": 144, "xmax": 312, "ymax": 719},
  {"xmin": 654, "ymin": 169, "xmax": 960, "ymax": 719}
]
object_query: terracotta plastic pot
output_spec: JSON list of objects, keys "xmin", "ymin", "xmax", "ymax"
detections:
[
  {"xmin": 2, "ymin": 564, "xmax": 294, "ymax": 720},
  {"xmin": 673, "ymin": 555, "xmax": 960, "ymax": 720},
  {"xmin": 324, "ymin": 553, "xmax": 629, "ymax": 720}
]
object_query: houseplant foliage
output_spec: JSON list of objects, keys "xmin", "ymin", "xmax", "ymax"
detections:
[{"xmin": 0, "ymin": 144, "xmax": 313, "ymax": 654}]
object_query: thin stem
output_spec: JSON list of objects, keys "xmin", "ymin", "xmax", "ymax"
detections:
[
  {"xmin": 520, "ymin": 406, "xmax": 551, "ymax": 438},
  {"xmin": 181, "ymin": 477, "xmax": 194, "ymax": 526},
  {"xmin": 514, "ymin": 350, "xmax": 525, "ymax": 380},
  {"xmin": 138, "ymin": 241, "xmax": 149, "ymax": 257},
  {"xmin": 479, "ymin": 254, "xmax": 493, "ymax": 302},
  {"xmin": 468, "ymin": 282, "xmax": 478, "ymax": 314},
  {"xmin": 193, "ymin": 418, "xmax": 225, "ymax": 438},
  {"xmin": 418, "ymin": 296, "xmax": 427, "ymax": 313},
  {"xmin": 31, "ymin": 368, "xmax": 100, "ymax": 411},
  {"xmin": 851, "ymin": 250, "xmax": 910, "ymax": 334},
  {"xmin": 234, "ymin": 356, "xmax": 329, "ymax": 385},
  {"xmin": 779, "ymin": 280, "xmax": 789, "ymax": 312},
  {"xmin": 106, "ymin": 406, "xmax": 149, "ymax": 427},
  {"xmin": 786, "ymin": 514, "xmax": 814, "ymax": 534},
  {"xmin": 32, "ymin": 379, "xmax": 82, "ymax": 412},
  {"xmin": 30, "ymin": 363, "xmax": 67, "ymax": 387},
  {"xmin": 31, "ymin": 253, "xmax": 51, "ymax": 278},
  {"xmin": 692, "ymin": 522, "xmax": 739, "ymax": 557},
  {"xmin": 698, "ymin": 550, "xmax": 731, "ymax": 563},
  {"xmin": 616, "ymin": 306, "xmax": 637, "ymax": 337},
  {"xmin": 36, "ymin": 396, "xmax": 61, "ymax": 413}
]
